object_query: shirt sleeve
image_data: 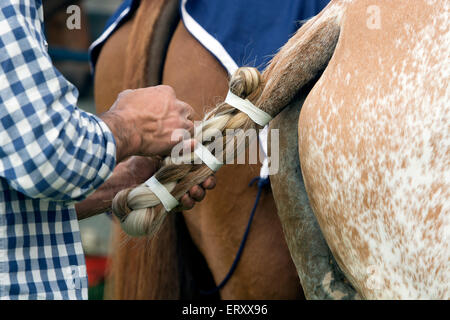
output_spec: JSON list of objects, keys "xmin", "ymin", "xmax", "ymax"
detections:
[{"xmin": 0, "ymin": 1, "xmax": 117, "ymax": 203}]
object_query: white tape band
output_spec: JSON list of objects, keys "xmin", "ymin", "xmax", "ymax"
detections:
[
  {"xmin": 194, "ymin": 143, "xmax": 223, "ymax": 171},
  {"xmin": 224, "ymin": 90, "xmax": 272, "ymax": 126},
  {"xmin": 144, "ymin": 176, "xmax": 179, "ymax": 211}
]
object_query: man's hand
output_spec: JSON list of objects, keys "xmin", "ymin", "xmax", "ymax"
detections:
[
  {"xmin": 121, "ymin": 156, "xmax": 216, "ymax": 210},
  {"xmin": 81, "ymin": 85, "xmax": 215, "ymax": 220},
  {"xmin": 75, "ymin": 156, "xmax": 216, "ymax": 220},
  {"xmin": 181, "ymin": 175, "xmax": 216, "ymax": 210},
  {"xmin": 100, "ymin": 86, "xmax": 194, "ymax": 162}
]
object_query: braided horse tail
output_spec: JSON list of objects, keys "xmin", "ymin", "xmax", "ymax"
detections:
[
  {"xmin": 112, "ymin": 67, "xmax": 265, "ymax": 237},
  {"xmin": 111, "ymin": 5, "xmax": 342, "ymax": 238},
  {"xmin": 108, "ymin": 0, "xmax": 341, "ymax": 298},
  {"xmin": 111, "ymin": 0, "xmax": 343, "ymax": 239}
]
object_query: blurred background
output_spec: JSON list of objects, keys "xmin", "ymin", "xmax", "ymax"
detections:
[{"xmin": 43, "ymin": 0, "xmax": 123, "ymax": 299}]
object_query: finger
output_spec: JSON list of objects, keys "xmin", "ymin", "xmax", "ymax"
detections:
[
  {"xmin": 118, "ymin": 89, "xmax": 134, "ymax": 98},
  {"xmin": 186, "ymin": 111, "xmax": 193, "ymax": 121},
  {"xmin": 176, "ymin": 100, "xmax": 195, "ymax": 120},
  {"xmin": 110, "ymin": 89, "xmax": 134, "ymax": 110},
  {"xmin": 189, "ymin": 185, "xmax": 206, "ymax": 202},
  {"xmin": 202, "ymin": 176, "xmax": 216, "ymax": 190},
  {"xmin": 180, "ymin": 194, "xmax": 195, "ymax": 210},
  {"xmin": 181, "ymin": 119, "xmax": 194, "ymax": 135},
  {"xmin": 155, "ymin": 85, "xmax": 176, "ymax": 97}
]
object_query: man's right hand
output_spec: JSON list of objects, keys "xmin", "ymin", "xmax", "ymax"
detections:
[{"xmin": 100, "ymin": 86, "xmax": 194, "ymax": 162}]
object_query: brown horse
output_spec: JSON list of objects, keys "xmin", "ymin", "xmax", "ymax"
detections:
[
  {"xmin": 44, "ymin": 0, "xmax": 91, "ymax": 94},
  {"xmin": 94, "ymin": 0, "xmax": 302, "ymax": 300}
]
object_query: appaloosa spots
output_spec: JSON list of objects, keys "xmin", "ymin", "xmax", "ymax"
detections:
[{"xmin": 296, "ymin": 0, "xmax": 449, "ymax": 299}]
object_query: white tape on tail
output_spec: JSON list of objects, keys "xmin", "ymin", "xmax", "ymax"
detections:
[
  {"xmin": 145, "ymin": 176, "xmax": 179, "ymax": 211},
  {"xmin": 224, "ymin": 90, "xmax": 272, "ymax": 126},
  {"xmin": 194, "ymin": 143, "xmax": 223, "ymax": 171}
]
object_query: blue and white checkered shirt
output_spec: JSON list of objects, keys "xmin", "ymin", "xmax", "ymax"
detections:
[{"xmin": 0, "ymin": 1, "xmax": 116, "ymax": 299}]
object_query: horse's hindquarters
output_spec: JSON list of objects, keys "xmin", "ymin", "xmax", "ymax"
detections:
[{"xmin": 298, "ymin": 0, "xmax": 449, "ymax": 299}]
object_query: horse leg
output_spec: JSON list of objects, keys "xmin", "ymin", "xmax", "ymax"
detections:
[
  {"xmin": 269, "ymin": 89, "xmax": 358, "ymax": 299},
  {"xmin": 162, "ymin": 21, "xmax": 303, "ymax": 300}
]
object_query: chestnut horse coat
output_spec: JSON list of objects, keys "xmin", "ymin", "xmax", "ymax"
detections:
[{"xmin": 265, "ymin": 0, "xmax": 449, "ymax": 299}]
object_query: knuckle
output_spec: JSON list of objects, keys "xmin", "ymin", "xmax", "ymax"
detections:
[
  {"xmin": 183, "ymin": 197, "xmax": 194, "ymax": 210},
  {"xmin": 195, "ymin": 190, "xmax": 203, "ymax": 199},
  {"xmin": 118, "ymin": 89, "xmax": 133, "ymax": 98},
  {"xmin": 185, "ymin": 120, "xmax": 194, "ymax": 128},
  {"xmin": 204, "ymin": 176, "xmax": 216, "ymax": 189},
  {"xmin": 197, "ymin": 191, "xmax": 206, "ymax": 200},
  {"xmin": 158, "ymin": 85, "xmax": 176, "ymax": 96},
  {"xmin": 177, "ymin": 119, "xmax": 192, "ymax": 130},
  {"xmin": 189, "ymin": 185, "xmax": 198, "ymax": 195},
  {"xmin": 192, "ymin": 186, "xmax": 205, "ymax": 200},
  {"xmin": 186, "ymin": 104, "xmax": 195, "ymax": 115},
  {"xmin": 177, "ymin": 100, "xmax": 192, "ymax": 112}
]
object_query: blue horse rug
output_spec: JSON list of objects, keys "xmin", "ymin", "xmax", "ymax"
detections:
[
  {"xmin": 89, "ymin": 0, "xmax": 329, "ymax": 73},
  {"xmin": 89, "ymin": 0, "xmax": 330, "ymax": 177}
]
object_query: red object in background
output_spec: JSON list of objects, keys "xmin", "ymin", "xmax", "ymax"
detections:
[{"xmin": 85, "ymin": 255, "xmax": 108, "ymax": 287}]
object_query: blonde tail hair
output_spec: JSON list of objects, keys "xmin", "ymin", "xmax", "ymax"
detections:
[{"xmin": 112, "ymin": 67, "xmax": 265, "ymax": 237}]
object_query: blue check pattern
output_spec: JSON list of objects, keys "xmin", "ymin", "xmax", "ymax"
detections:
[{"xmin": 0, "ymin": 1, "xmax": 116, "ymax": 299}]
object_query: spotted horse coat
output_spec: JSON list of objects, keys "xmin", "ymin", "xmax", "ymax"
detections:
[{"xmin": 264, "ymin": 0, "xmax": 449, "ymax": 299}]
